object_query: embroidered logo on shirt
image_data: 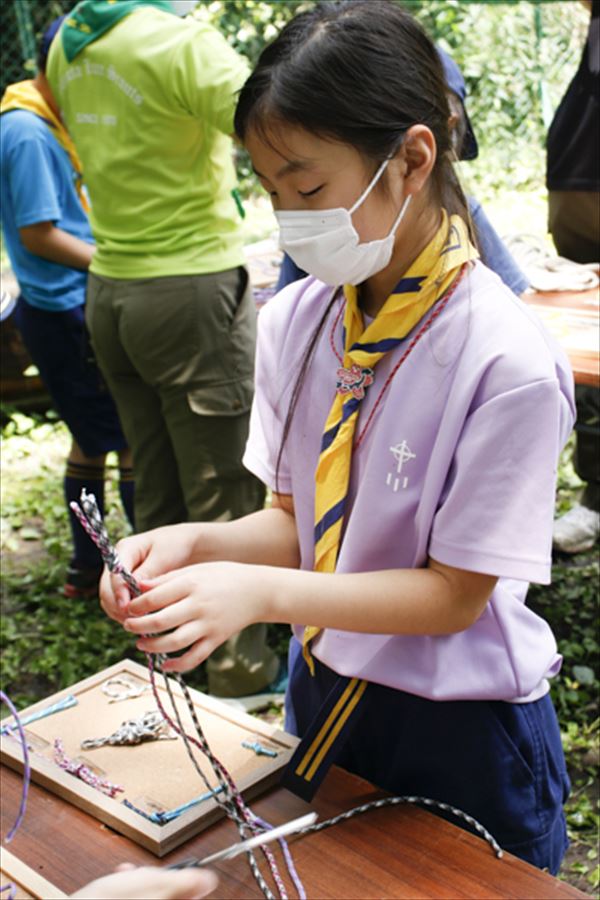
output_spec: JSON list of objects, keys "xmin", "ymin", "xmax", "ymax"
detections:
[{"xmin": 386, "ymin": 441, "xmax": 416, "ymax": 492}]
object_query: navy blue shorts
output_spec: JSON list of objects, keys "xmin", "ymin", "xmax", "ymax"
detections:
[
  {"xmin": 285, "ymin": 637, "xmax": 570, "ymax": 875},
  {"xmin": 14, "ymin": 298, "xmax": 127, "ymax": 458}
]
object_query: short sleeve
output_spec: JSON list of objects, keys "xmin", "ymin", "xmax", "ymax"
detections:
[
  {"xmin": 169, "ymin": 22, "xmax": 250, "ymax": 134},
  {"xmin": 4, "ymin": 118, "xmax": 62, "ymax": 228},
  {"xmin": 243, "ymin": 307, "xmax": 293, "ymax": 494},
  {"xmin": 429, "ymin": 378, "xmax": 569, "ymax": 584}
]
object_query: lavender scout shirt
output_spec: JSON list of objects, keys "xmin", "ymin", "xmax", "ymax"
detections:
[{"xmin": 243, "ymin": 262, "xmax": 576, "ymax": 703}]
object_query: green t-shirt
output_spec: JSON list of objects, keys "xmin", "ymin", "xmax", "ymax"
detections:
[{"xmin": 47, "ymin": 7, "xmax": 249, "ymax": 279}]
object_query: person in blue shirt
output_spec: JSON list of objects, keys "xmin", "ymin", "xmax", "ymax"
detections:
[
  {"xmin": 275, "ymin": 46, "xmax": 530, "ymax": 299},
  {"xmin": 0, "ymin": 17, "xmax": 134, "ymax": 597}
]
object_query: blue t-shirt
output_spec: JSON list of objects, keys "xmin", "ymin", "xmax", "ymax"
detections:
[{"xmin": 0, "ymin": 109, "xmax": 93, "ymax": 311}]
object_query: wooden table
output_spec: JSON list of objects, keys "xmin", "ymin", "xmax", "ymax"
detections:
[
  {"xmin": 521, "ymin": 288, "xmax": 598, "ymax": 388},
  {"xmin": 1, "ymin": 763, "xmax": 586, "ymax": 900},
  {"xmin": 242, "ymin": 237, "xmax": 600, "ymax": 390}
]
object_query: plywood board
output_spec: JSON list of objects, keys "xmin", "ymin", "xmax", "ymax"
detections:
[
  {"xmin": 1, "ymin": 659, "xmax": 297, "ymax": 856},
  {"xmin": 0, "ymin": 849, "xmax": 66, "ymax": 899}
]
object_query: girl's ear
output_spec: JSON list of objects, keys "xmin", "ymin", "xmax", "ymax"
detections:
[{"xmin": 397, "ymin": 124, "xmax": 437, "ymax": 196}]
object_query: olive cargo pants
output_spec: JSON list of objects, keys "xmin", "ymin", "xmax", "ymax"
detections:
[{"xmin": 86, "ymin": 267, "xmax": 278, "ymax": 695}]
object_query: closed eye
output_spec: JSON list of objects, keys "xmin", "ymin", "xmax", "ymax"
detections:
[{"xmin": 299, "ymin": 184, "xmax": 324, "ymax": 198}]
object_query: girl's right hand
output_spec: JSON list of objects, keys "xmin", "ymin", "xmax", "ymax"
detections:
[{"xmin": 99, "ymin": 524, "xmax": 204, "ymax": 622}]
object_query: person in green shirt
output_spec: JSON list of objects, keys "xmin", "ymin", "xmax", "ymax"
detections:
[{"xmin": 47, "ymin": 0, "xmax": 279, "ymax": 697}]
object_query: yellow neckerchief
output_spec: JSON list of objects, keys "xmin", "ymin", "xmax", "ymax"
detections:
[
  {"xmin": 0, "ymin": 80, "xmax": 90, "ymax": 212},
  {"xmin": 303, "ymin": 211, "xmax": 477, "ymax": 673}
]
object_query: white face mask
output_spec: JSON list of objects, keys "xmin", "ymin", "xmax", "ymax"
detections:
[
  {"xmin": 170, "ymin": 0, "xmax": 197, "ymax": 16},
  {"xmin": 274, "ymin": 158, "xmax": 412, "ymax": 287}
]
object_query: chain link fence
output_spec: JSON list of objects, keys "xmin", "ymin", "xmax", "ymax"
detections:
[{"xmin": 1, "ymin": 0, "xmax": 78, "ymax": 95}]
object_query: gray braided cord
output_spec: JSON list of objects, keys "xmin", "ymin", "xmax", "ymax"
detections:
[
  {"xmin": 71, "ymin": 491, "xmax": 281, "ymax": 900},
  {"xmin": 71, "ymin": 491, "xmax": 504, "ymax": 890},
  {"xmin": 297, "ymin": 795, "xmax": 503, "ymax": 858},
  {"xmin": 151, "ymin": 658, "xmax": 277, "ymax": 900}
]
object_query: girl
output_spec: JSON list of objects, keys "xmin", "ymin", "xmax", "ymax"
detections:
[{"xmin": 100, "ymin": 0, "xmax": 574, "ymax": 875}]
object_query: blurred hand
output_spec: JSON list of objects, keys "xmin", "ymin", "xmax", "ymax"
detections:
[{"xmin": 71, "ymin": 863, "xmax": 218, "ymax": 899}]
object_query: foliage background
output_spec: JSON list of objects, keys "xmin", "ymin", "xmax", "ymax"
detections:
[
  {"xmin": 1, "ymin": 0, "xmax": 590, "ymax": 202},
  {"xmin": 0, "ymin": 0, "xmax": 597, "ymax": 893},
  {"xmin": 192, "ymin": 0, "xmax": 589, "ymax": 202}
]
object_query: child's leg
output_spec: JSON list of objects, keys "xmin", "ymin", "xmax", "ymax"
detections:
[
  {"xmin": 13, "ymin": 300, "xmax": 130, "ymax": 595},
  {"xmin": 117, "ymin": 448, "xmax": 135, "ymax": 529}
]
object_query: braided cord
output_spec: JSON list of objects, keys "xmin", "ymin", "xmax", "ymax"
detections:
[
  {"xmin": 297, "ymin": 794, "xmax": 503, "ymax": 858},
  {"xmin": 70, "ymin": 493, "xmax": 292, "ymax": 900},
  {"xmin": 70, "ymin": 492, "xmax": 504, "ymax": 896},
  {"xmin": 1, "ymin": 690, "xmax": 30, "ymax": 842}
]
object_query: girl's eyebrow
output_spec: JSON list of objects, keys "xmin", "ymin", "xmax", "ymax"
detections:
[{"xmin": 252, "ymin": 159, "xmax": 315, "ymax": 179}]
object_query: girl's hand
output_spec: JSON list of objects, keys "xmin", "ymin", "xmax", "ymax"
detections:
[
  {"xmin": 71, "ymin": 863, "xmax": 218, "ymax": 899},
  {"xmin": 99, "ymin": 525, "xmax": 205, "ymax": 623},
  {"xmin": 123, "ymin": 562, "xmax": 270, "ymax": 673}
]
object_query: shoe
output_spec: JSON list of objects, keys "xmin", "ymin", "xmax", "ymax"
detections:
[
  {"xmin": 63, "ymin": 563, "xmax": 103, "ymax": 598},
  {"xmin": 552, "ymin": 505, "xmax": 600, "ymax": 554}
]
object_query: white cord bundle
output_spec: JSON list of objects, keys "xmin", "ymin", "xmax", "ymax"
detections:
[{"xmin": 504, "ymin": 234, "xmax": 599, "ymax": 293}]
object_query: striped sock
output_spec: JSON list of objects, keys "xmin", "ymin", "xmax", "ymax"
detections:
[{"xmin": 64, "ymin": 460, "xmax": 104, "ymax": 569}]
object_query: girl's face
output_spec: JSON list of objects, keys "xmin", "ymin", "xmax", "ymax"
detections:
[{"xmin": 245, "ymin": 125, "xmax": 410, "ymax": 244}]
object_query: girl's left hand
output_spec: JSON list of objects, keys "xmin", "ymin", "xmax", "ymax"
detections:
[{"xmin": 123, "ymin": 562, "xmax": 268, "ymax": 673}]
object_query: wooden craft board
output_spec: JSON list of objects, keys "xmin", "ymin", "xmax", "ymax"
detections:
[
  {"xmin": 0, "ymin": 659, "xmax": 298, "ymax": 856},
  {"xmin": 1, "ymin": 849, "xmax": 66, "ymax": 899}
]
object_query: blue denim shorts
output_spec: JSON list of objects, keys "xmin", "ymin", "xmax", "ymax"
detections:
[
  {"xmin": 285, "ymin": 636, "xmax": 570, "ymax": 875},
  {"xmin": 15, "ymin": 298, "xmax": 126, "ymax": 457}
]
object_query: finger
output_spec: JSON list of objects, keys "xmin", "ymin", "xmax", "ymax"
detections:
[
  {"xmin": 135, "ymin": 622, "xmax": 204, "ymax": 655},
  {"xmin": 161, "ymin": 640, "xmax": 214, "ymax": 674},
  {"xmin": 152, "ymin": 867, "xmax": 219, "ymax": 900},
  {"xmin": 115, "ymin": 532, "xmax": 151, "ymax": 562},
  {"xmin": 124, "ymin": 597, "xmax": 197, "ymax": 635},
  {"xmin": 126, "ymin": 579, "xmax": 191, "ymax": 617},
  {"xmin": 99, "ymin": 570, "xmax": 127, "ymax": 621},
  {"xmin": 141, "ymin": 564, "xmax": 199, "ymax": 587}
]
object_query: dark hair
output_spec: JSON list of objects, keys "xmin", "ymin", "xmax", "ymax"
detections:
[
  {"xmin": 37, "ymin": 15, "xmax": 66, "ymax": 75},
  {"xmin": 234, "ymin": 0, "xmax": 471, "ymax": 489},
  {"xmin": 235, "ymin": 0, "xmax": 469, "ymax": 219}
]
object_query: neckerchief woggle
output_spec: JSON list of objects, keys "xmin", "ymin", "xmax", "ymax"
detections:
[
  {"xmin": 62, "ymin": 0, "xmax": 175, "ymax": 62},
  {"xmin": 281, "ymin": 211, "xmax": 477, "ymax": 801},
  {"xmin": 0, "ymin": 80, "xmax": 90, "ymax": 213}
]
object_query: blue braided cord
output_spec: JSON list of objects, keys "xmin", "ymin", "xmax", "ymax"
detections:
[
  {"xmin": 1, "ymin": 694, "xmax": 77, "ymax": 735},
  {"xmin": 123, "ymin": 786, "xmax": 225, "ymax": 825}
]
